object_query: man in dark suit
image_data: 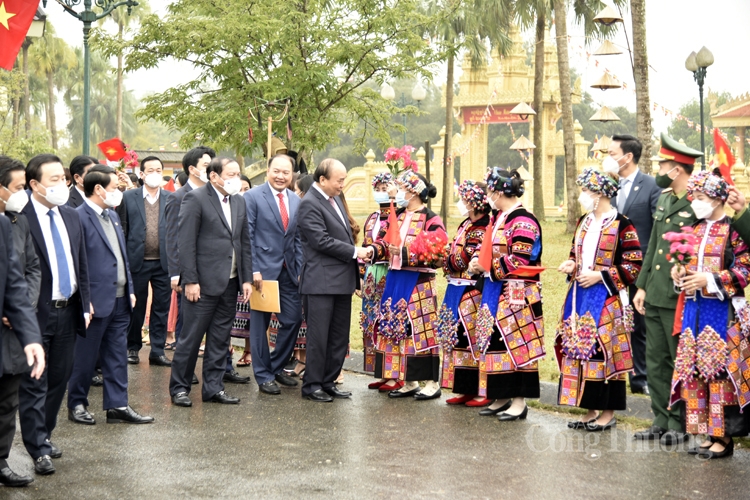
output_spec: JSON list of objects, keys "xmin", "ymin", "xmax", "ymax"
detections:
[
  {"xmin": 244, "ymin": 155, "xmax": 302, "ymax": 394},
  {"xmin": 19, "ymin": 154, "xmax": 91, "ymax": 475},
  {"xmin": 0, "ymin": 156, "xmax": 45, "ymax": 488},
  {"xmin": 117, "ymin": 156, "xmax": 172, "ymax": 367},
  {"xmin": 299, "ymin": 159, "xmax": 371, "ymax": 402},
  {"xmin": 67, "ymin": 166, "xmax": 154, "ymax": 426},
  {"xmin": 169, "ymin": 157, "xmax": 253, "ymax": 407},
  {"xmin": 67, "ymin": 155, "xmax": 98, "ymax": 209},
  {"xmin": 609, "ymin": 134, "xmax": 661, "ymax": 395}
]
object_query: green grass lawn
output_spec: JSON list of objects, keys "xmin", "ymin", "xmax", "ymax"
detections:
[{"xmin": 349, "ymin": 217, "xmax": 574, "ymax": 383}]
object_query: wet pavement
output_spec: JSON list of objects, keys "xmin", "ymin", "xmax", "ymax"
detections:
[{"xmin": 5, "ymin": 350, "xmax": 750, "ymax": 499}]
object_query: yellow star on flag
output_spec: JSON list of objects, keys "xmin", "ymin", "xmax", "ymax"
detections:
[
  {"xmin": 106, "ymin": 147, "xmax": 118, "ymax": 155},
  {"xmin": 716, "ymin": 147, "xmax": 728, "ymax": 167},
  {"xmin": 0, "ymin": 2, "xmax": 17, "ymax": 30}
]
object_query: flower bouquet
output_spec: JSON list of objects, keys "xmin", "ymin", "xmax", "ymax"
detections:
[
  {"xmin": 384, "ymin": 145, "xmax": 418, "ymax": 176},
  {"xmin": 409, "ymin": 230, "xmax": 448, "ymax": 267},
  {"xmin": 663, "ymin": 227, "xmax": 698, "ymax": 266}
]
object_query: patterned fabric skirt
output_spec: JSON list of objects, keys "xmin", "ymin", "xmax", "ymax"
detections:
[
  {"xmin": 231, "ymin": 292, "xmax": 250, "ymax": 339},
  {"xmin": 479, "ymin": 328, "xmax": 540, "ymax": 400},
  {"xmin": 440, "ymin": 287, "xmax": 482, "ymax": 394},
  {"xmin": 361, "ymin": 263, "xmax": 388, "ymax": 372},
  {"xmin": 268, "ymin": 313, "xmax": 307, "ymax": 350},
  {"xmin": 557, "ymin": 349, "xmax": 627, "ymax": 410}
]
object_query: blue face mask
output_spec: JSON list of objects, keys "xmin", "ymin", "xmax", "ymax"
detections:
[
  {"xmin": 373, "ymin": 191, "xmax": 390, "ymax": 204},
  {"xmin": 395, "ymin": 190, "xmax": 409, "ymax": 208}
]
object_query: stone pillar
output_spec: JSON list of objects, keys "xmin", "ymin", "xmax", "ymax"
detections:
[
  {"xmin": 364, "ymin": 149, "xmax": 376, "ymax": 207},
  {"xmin": 430, "ymin": 127, "xmax": 446, "ymax": 216},
  {"xmin": 461, "ymin": 122, "xmax": 489, "ymax": 183},
  {"xmin": 416, "ymin": 146, "xmax": 426, "ymax": 175},
  {"xmin": 738, "ymin": 126, "xmax": 746, "ymax": 165},
  {"xmin": 574, "ymin": 120, "xmax": 591, "ymax": 175},
  {"xmin": 516, "ymin": 165, "xmax": 534, "ymax": 212}
]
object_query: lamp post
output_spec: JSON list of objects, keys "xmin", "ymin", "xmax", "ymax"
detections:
[
  {"xmin": 42, "ymin": 0, "xmax": 138, "ymax": 155},
  {"xmin": 381, "ymin": 81, "xmax": 426, "ymax": 145},
  {"xmin": 685, "ymin": 46, "xmax": 714, "ymax": 168}
]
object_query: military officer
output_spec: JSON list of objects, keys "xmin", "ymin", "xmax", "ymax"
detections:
[{"xmin": 632, "ymin": 133, "xmax": 703, "ymax": 446}]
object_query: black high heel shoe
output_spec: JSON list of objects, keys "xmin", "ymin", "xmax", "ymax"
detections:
[
  {"xmin": 585, "ymin": 417, "xmax": 617, "ymax": 432},
  {"xmin": 497, "ymin": 404, "xmax": 528, "ymax": 421},
  {"xmin": 687, "ymin": 436, "xmax": 714, "ymax": 455},
  {"xmin": 567, "ymin": 418, "xmax": 596, "ymax": 429},
  {"xmin": 698, "ymin": 438, "xmax": 734, "ymax": 459},
  {"xmin": 478, "ymin": 400, "xmax": 511, "ymax": 416}
]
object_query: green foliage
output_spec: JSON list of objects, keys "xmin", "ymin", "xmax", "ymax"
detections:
[
  {"xmin": 667, "ymin": 92, "xmax": 735, "ymax": 155},
  {"xmin": 101, "ymin": 0, "xmax": 446, "ymax": 158},
  {"xmin": 573, "ymin": 92, "xmax": 637, "ymax": 144}
]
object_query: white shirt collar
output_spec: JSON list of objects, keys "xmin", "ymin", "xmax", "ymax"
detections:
[
  {"xmin": 143, "ymin": 187, "xmax": 160, "ymax": 200},
  {"xmin": 187, "ymin": 179, "xmax": 200, "ymax": 191},
  {"xmin": 312, "ymin": 182, "xmax": 329, "ymax": 200},
  {"xmin": 268, "ymin": 182, "xmax": 286, "ymax": 197},
  {"xmin": 75, "ymin": 185, "xmax": 85, "ymax": 197},
  {"xmin": 31, "ymin": 194, "xmax": 59, "ymax": 218},
  {"xmin": 84, "ymin": 196, "xmax": 105, "ymax": 216},
  {"xmin": 622, "ymin": 169, "xmax": 638, "ymax": 184},
  {"xmin": 210, "ymin": 182, "xmax": 228, "ymax": 201}
]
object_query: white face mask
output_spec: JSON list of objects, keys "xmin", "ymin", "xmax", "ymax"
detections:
[
  {"xmin": 578, "ymin": 192, "xmax": 597, "ymax": 212},
  {"xmin": 194, "ymin": 167, "xmax": 208, "ymax": 184},
  {"xmin": 602, "ymin": 155, "xmax": 625, "ymax": 174},
  {"xmin": 691, "ymin": 199, "xmax": 716, "ymax": 219},
  {"xmin": 3, "ymin": 186, "xmax": 28, "ymax": 212},
  {"xmin": 457, "ymin": 199, "xmax": 469, "ymax": 217},
  {"xmin": 101, "ymin": 187, "xmax": 123, "ymax": 208},
  {"xmin": 222, "ymin": 178, "xmax": 241, "ymax": 196},
  {"xmin": 143, "ymin": 172, "xmax": 163, "ymax": 189},
  {"xmin": 395, "ymin": 190, "xmax": 409, "ymax": 208},
  {"xmin": 373, "ymin": 190, "xmax": 390, "ymax": 205},
  {"xmin": 39, "ymin": 182, "xmax": 69, "ymax": 206}
]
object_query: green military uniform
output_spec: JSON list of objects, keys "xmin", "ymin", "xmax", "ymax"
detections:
[
  {"xmin": 635, "ymin": 189, "xmax": 695, "ymax": 431},
  {"xmin": 635, "ymin": 133, "xmax": 703, "ymax": 433},
  {"xmin": 733, "ymin": 208, "xmax": 750, "ymax": 242}
]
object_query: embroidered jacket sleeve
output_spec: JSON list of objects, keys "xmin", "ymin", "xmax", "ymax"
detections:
[
  {"xmin": 490, "ymin": 215, "xmax": 540, "ymax": 281},
  {"xmin": 445, "ymin": 219, "xmax": 485, "ymax": 274},
  {"xmin": 404, "ymin": 216, "xmax": 447, "ymax": 268},
  {"xmin": 601, "ymin": 218, "xmax": 643, "ymax": 295},
  {"xmin": 568, "ymin": 215, "xmax": 586, "ymax": 262},
  {"xmin": 712, "ymin": 225, "xmax": 750, "ymax": 298}
]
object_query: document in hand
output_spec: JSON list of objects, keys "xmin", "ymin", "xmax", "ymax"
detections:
[{"xmin": 249, "ymin": 280, "xmax": 281, "ymax": 313}]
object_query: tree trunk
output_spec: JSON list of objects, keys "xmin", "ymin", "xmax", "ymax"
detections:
[
  {"xmin": 440, "ymin": 52, "xmax": 454, "ymax": 223},
  {"xmin": 630, "ymin": 0, "xmax": 653, "ymax": 167},
  {"xmin": 48, "ymin": 71, "xmax": 58, "ymax": 150},
  {"xmin": 22, "ymin": 42, "xmax": 30, "ymax": 137},
  {"xmin": 116, "ymin": 21, "xmax": 124, "ymax": 138},
  {"xmin": 532, "ymin": 13, "xmax": 546, "ymax": 221},
  {"xmin": 12, "ymin": 96, "xmax": 20, "ymax": 137},
  {"xmin": 553, "ymin": 0, "xmax": 578, "ymax": 233}
]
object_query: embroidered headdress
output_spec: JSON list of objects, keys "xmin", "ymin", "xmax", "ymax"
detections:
[
  {"xmin": 576, "ymin": 168, "xmax": 619, "ymax": 198},
  {"xmin": 371, "ymin": 172, "xmax": 393, "ymax": 189},
  {"xmin": 398, "ymin": 169, "xmax": 427, "ymax": 197},
  {"xmin": 687, "ymin": 170, "xmax": 729, "ymax": 201},
  {"xmin": 457, "ymin": 180, "xmax": 488, "ymax": 212},
  {"xmin": 485, "ymin": 167, "xmax": 524, "ymax": 196}
]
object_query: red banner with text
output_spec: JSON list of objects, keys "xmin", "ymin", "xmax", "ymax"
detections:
[{"xmin": 461, "ymin": 104, "xmax": 527, "ymax": 125}]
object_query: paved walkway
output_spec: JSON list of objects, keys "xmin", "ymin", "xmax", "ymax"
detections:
[{"xmin": 5, "ymin": 351, "xmax": 749, "ymax": 499}]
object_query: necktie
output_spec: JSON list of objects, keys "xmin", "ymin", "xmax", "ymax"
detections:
[
  {"xmin": 618, "ymin": 179, "xmax": 629, "ymax": 212},
  {"xmin": 101, "ymin": 209, "xmax": 110, "ymax": 221},
  {"xmin": 278, "ymin": 193, "xmax": 289, "ymax": 231},
  {"xmin": 223, "ymin": 196, "xmax": 228, "ymax": 203},
  {"xmin": 48, "ymin": 210, "xmax": 72, "ymax": 298}
]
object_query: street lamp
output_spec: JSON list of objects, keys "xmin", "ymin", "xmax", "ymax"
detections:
[
  {"xmin": 685, "ymin": 46, "xmax": 714, "ymax": 167},
  {"xmin": 42, "ymin": 0, "xmax": 139, "ymax": 155},
  {"xmin": 381, "ymin": 81, "xmax": 426, "ymax": 145}
]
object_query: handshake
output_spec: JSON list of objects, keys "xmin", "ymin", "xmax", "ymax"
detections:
[{"xmin": 357, "ymin": 246, "xmax": 374, "ymax": 262}]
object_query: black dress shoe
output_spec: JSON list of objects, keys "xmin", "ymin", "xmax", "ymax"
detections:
[
  {"xmin": 149, "ymin": 355, "xmax": 172, "ymax": 367},
  {"xmin": 192, "ymin": 374, "xmax": 199, "ymax": 385},
  {"xmin": 567, "ymin": 419, "xmax": 595, "ymax": 429},
  {"xmin": 633, "ymin": 425, "xmax": 666, "ymax": 440},
  {"xmin": 586, "ymin": 417, "xmax": 617, "ymax": 432},
  {"xmin": 259, "ymin": 380, "xmax": 281, "ymax": 395},
  {"xmin": 45, "ymin": 439, "xmax": 62, "ymax": 459},
  {"xmin": 224, "ymin": 370, "xmax": 251, "ymax": 384},
  {"xmin": 388, "ymin": 387, "xmax": 420, "ymax": 398},
  {"xmin": 414, "ymin": 389, "xmax": 442, "ymax": 401},
  {"xmin": 34, "ymin": 456, "xmax": 55, "ymax": 475},
  {"xmin": 91, "ymin": 374, "xmax": 103, "ymax": 387},
  {"xmin": 0, "ymin": 467, "xmax": 33, "ymax": 487},
  {"xmin": 68, "ymin": 404, "xmax": 95, "ymax": 425},
  {"xmin": 127, "ymin": 350, "xmax": 139, "ymax": 364},
  {"xmin": 305, "ymin": 389, "xmax": 334, "ymax": 402},
  {"xmin": 688, "ymin": 437, "xmax": 714, "ymax": 455},
  {"xmin": 698, "ymin": 438, "xmax": 734, "ymax": 459},
  {"xmin": 171, "ymin": 392, "xmax": 192, "ymax": 407},
  {"xmin": 206, "ymin": 391, "xmax": 240, "ymax": 404},
  {"xmin": 324, "ymin": 387, "xmax": 352, "ymax": 399},
  {"xmin": 498, "ymin": 404, "xmax": 528, "ymax": 421},
  {"xmin": 107, "ymin": 406, "xmax": 155, "ymax": 424},
  {"xmin": 660, "ymin": 430, "xmax": 688, "ymax": 445},
  {"xmin": 631, "ymin": 385, "xmax": 650, "ymax": 395},
  {"xmin": 275, "ymin": 372, "xmax": 299, "ymax": 387},
  {"xmin": 478, "ymin": 400, "xmax": 512, "ymax": 416}
]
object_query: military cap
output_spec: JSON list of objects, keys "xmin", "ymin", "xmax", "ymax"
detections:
[{"xmin": 657, "ymin": 132, "xmax": 703, "ymax": 165}]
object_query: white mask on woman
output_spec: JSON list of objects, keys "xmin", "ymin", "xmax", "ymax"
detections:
[
  {"xmin": 690, "ymin": 199, "xmax": 716, "ymax": 219},
  {"xmin": 457, "ymin": 199, "xmax": 469, "ymax": 217},
  {"xmin": 578, "ymin": 192, "xmax": 596, "ymax": 212}
]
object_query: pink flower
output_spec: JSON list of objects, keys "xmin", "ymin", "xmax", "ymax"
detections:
[
  {"xmin": 678, "ymin": 244, "xmax": 693, "ymax": 254},
  {"xmin": 670, "ymin": 242, "xmax": 681, "ymax": 253},
  {"xmin": 677, "ymin": 254, "xmax": 685, "ymax": 261}
]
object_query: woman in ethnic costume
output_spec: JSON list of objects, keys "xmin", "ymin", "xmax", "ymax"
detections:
[
  {"xmin": 441, "ymin": 180, "xmax": 492, "ymax": 406},
  {"xmin": 556, "ymin": 168, "xmax": 642, "ymax": 431},
  {"xmin": 670, "ymin": 170, "xmax": 750, "ymax": 459},
  {"xmin": 368, "ymin": 169, "xmax": 447, "ymax": 400},
  {"xmin": 361, "ymin": 173, "xmax": 396, "ymax": 383},
  {"xmin": 468, "ymin": 168, "xmax": 544, "ymax": 420}
]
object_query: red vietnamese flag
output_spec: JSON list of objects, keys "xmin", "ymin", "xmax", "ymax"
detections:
[
  {"xmin": 713, "ymin": 128, "xmax": 735, "ymax": 186},
  {"xmin": 382, "ymin": 200, "xmax": 401, "ymax": 247},
  {"xmin": 0, "ymin": 0, "xmax": 40, "ymax": 71},
  {"xmin": 477, "ymin": 215, "xmax": 494, "ymax": 273},
  {"xmin": 97, "ymin": 138, "xmax": 127, "ymax": 162},
  {"xmin": 163, "ymin": 178, "xmax": 175, "ymax": 192}
]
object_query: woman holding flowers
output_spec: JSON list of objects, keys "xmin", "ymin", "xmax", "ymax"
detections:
[
  {"xmin": 556, "ymin": 168, "xmax": 642, "ymax": 431},
  {"xmin": 669, "ymin": 169, "xmax": 750, "ymax": 459},
  {"xmin": 368, "ymin": 170, "xmax": 447, "ymax": 400},
  {"xmin": 467, "ymin": 168, "xmax": 544, "ymax": 420},
  {"xmin": 440, "ymin": 181, "xmax": 492, "ymax": 406}
]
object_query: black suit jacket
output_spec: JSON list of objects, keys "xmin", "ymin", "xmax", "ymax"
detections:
[
  {"xmin": 298, "ymin": 186, "xmax": 359, "ymax": 295},
  {"xmin": 178, "ymin": 184, "xmax": 253, "ymax": 296},
  {"xmin": 21, "ymin": 198, "xmax": 91, "ymax": 338},
  {"xmin": 165, "ymin": 183, "xmax": 192, "ymax": 278},
  {"xmin": 0, "ymin": 216, "xmax": 41, "ymax": 374},
  {"xmin": 614, "ymin": 170, "xmax": 661, "ymax": 252},
  {"xmin": 117, "ymin": 187, "xmax": 169, "ymax": 273},
  {"xmin": 68, "ymin": 186, "xmax": 85, "ymax": 208}
]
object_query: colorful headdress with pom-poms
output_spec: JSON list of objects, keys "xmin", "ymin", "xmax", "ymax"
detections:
[
  {"xmin": 485, "ymin": 167, "xmax": 525, "ymax": 197},
  {"xmin": 371, "ymin": 172, "xmax": 393, "ymax": 189},
  {"xmin": 457, "ymin": 180, "xmax": 488, "ymax": 212},
  {"xmin": 398, "ymin": 169, "xmax": 427, "ymax": 197},
  {"xmin": 576, "ymin": 167, "xmax": 619, "ymax": 199},
  {"xmin": 687, "ymin": 169, "xmax": 729, "ymax": 202}
]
